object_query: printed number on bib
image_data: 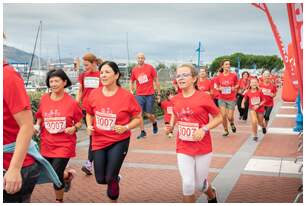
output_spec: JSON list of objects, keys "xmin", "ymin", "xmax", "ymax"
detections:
[
  {"xmin": 262, "ymin": 88, "xmax": 271, "ymax": 96},
  {"xmin": 166, "ymin": 107, "xmax": 173, "ymax": 114},
  {"xmin": 84, "ymin": 77, "xmax": 100, "ymax": 88},
  {"xmin": 221, "ymin": 87, "xmax": 231, "ymax": 94},
  {"xmin": 138, "ymin": 74, "xmax": 149, "ymax": 84},
  {"xmin": 251, "ymin": 97, "xmax": 260, "ymax": 105},
  {"xmin": 44, "ymin": 117, "xmax": 66, "ymax": 134},
  {"xmin": 178, "ymin": 121, "xmax": 199, "ymax": 141},
  {"xmin": 95, "ymin": 112, "xmax": 116, "ymax": 131}
]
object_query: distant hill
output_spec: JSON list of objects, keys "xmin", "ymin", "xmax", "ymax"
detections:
[{"xmin": 3, "ymin": 44, "xmax": 45, "ymax": 65}]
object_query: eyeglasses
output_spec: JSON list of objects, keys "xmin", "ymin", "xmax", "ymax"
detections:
[{"xmin": 176, "ymin": 73, "xmax": 192, "ymax": 79}]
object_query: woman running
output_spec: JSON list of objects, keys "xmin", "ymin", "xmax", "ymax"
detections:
[
  {"xmin": 158, "ymin": 89, "xmax": 175, "ymax": 138},
  {"xmin": 241, "ymin": 78, "xmax": 267, "ymax": 141},
  {"xmin": 215, "ymin": 59, "xmax": 239, "ymax": 136},
  {"xmin": 35, "ymin": 69, "xmax": 83, "ymax": 202},
  {"xmin": 197, "ymin": 66, "xmax": 212, "ymax": 95},
  {"xmin": 165, "ymin": 64, "xmax": 223, "ymax": 203},
  {"xmin": 77, "ymin": 52, "xmax": 103, "ymax": 175},
  {"xmin": 85, "ymin": 61, "xmax": 141, "ymax": 202},
  {"xmin": 236, "ymin": 71, "xmax": 250, "ymax": 121}
]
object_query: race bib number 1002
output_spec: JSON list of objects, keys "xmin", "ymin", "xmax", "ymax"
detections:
[
  {"xmin": 44, "ymin": 117, "xmax": 66, "ymax": 134},
  {"xmin": 178, "ymin": 121, "xmax": 199, "ymax": 141},
  {"xmin": 95, "ymin": 112, "xmax": 117, "ymax": 131}
]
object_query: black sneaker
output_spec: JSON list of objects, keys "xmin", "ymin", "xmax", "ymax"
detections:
[
  {"xmin": 64, "ymin": 169, "xmax": 76, "ymax": 192},
  {"xmin": 153, "ymin": 122, "xmax": 158, "ymax": 134},
  {"xmin": 137, "ymin": 130, "xmax": 146, "ymax": 139},
  {"xmin": 230, "ymin": 123, "xmax": 236, "ymax": 133},
  {"xmin": 208, "ymin": 187, "xmax": 217, "ymax": 203},
  {"xmin": 262, "ymin": 127, "xmax": 267, "ymax": 134},
  {"xmin": 253, "ymin": 136, "xmax": 258, "ymax": 141}
]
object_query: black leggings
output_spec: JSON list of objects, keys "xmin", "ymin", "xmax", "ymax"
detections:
[
  {"xmin": 44, "ymin": 157, "xmax": 70, "ymax": 190},
  {"xmin": 93, "ymin": 138, "xmax": 130, "ymax": 200},
  {"xmin": 236, "ymin": 93, "xmax": 249, "ymax": 120},
  {"xmin": 264, "ymin": 106, "xmax": 273, "ymax": 121},
  {"xmin": 3, "ymin": 162, "xmax": 40, "ymax": 203},
  {"xmin": 83, "ymin": 110, "xmax": 94, "ymax": 162}
]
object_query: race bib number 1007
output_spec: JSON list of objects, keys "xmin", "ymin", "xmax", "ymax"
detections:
[
  {"xmin": 178, "ymin": 121, "xmax": 199, "ymax": 141},
  {"xmin": 95, "ymin": 112, "xmax": 117, "ymax": 131}
]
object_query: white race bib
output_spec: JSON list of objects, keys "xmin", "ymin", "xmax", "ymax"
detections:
[
  {"xmin": 251, "ymin": 97, "xmax": 260, "ymax": 106},
  {"xmin": 221, "ymin": 87, "xmax": 231, "ymax": 94},
  {"xmin": 95, "ymin": 112, "xmax": 116, "ymax": 131},
  {"xmin": 44, "ymin": 117, "xmax": 66, "ymax": 134},
  {"xmin": 178, "ymin": 121, "xmax": 199, "ymax": 141},
  {"xmin": 137, "ymin": 74, "xmax": 149, "ymax": 84},
  {"xmin": 262, "ymin": 88, "xmax": 271, "ymax": 96},
  {"xmin": 84, "ymin": 77, "xmax": 100, "ymax": 88},
  {"xmin": 166, "ymin": 106, "xmax": 173, "ymax": 114}
]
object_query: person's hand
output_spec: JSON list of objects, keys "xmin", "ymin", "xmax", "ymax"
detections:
[
  {"xmin": 3, "ymin": 168, "xmax": 22, "ymax": 194},
  {"xmin": 164, "ymin": 125, "xmax": 173, "ymax": 135},
  {"xmin": 192, "ymin": 128, "xmax": 205, "ymax": 141},
  {"xmin": 156, "ymin": 95, "xmax": 161, "ymax": 103},
  {"xmin": 253, "ymin": 104, "xmax": 259, "ymax": 110},
  {"xmin": 87, "ymin": 125, "xmax": 94, "ymax": 136},
  {"xmin": 34, "ymin": 124, "xmax": 40, "ymax": 135},
  {"xmin": 113, "ymin": 125, "xmax": 128, "ymax": 134},
  {"xmin": 65, "ymin": 126, "xmax": 77, "ymax": 135}
]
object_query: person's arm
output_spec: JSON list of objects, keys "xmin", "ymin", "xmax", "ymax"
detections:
[
  {"xmin": 154, "ymin": 77, "xmax": 161, "ymax": 102},
  {"xmin": 86, "ymin": 113, "xmax": 95, "ymax": 136},
  {"xmin": 64, "ymin": 121, "xmax": 82, "ymax": 135},
  {"xmin": 129, "ymin": 80, "xmax": 134, "ymax": 94},
  {"xmin": 34, "ymin": 118, "xmax": 42, "ymax": 134},
  {"xmin": 76, "ymin": 84, "xmax": 83, "ymax": 104},
  {"xmin": 114, "ymin": 113, "xmax": 142, "ymax": 134},
  {"xmin": 193, "ymin": 112, "xmax": 222, "ymax": 141},
  {"xmin": 4, "ymin": 109, "xmax": 34, "ymax": 194},
  {"xmin": 165, "ymin": 112, "xmax": 176, "ymax": 135}
]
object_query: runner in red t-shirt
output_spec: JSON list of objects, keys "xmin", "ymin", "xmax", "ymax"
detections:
[
  {"xmin": 129, "ymin": 53, "xmax": 161, "ymax": 139},
  {"xmin": 35, "ymin": 69, "xmax": 83, "ymax": 203},
  {"xmin": 236, "ymin": 71, "xmax": 250, "ymax": 121},
  {"xmin": 259, "ymin": 70, "xmax": 277, "ymax": 126},
  {"xmin": 211, "ymin": 69, "xmax": 222, "ymax": 107},
  {"xmin": 3, "ymin": 62, "xmax": 39, "ymax": 203},
  {"xmin": 197, "ymin": 66, "xmax": 212, "ymax": 95},
  {"xmin": 158, "ymin": 89, "xmax": 175, "ymax": 138},
  {"xmin": 241, "ymin": 78, "xmax": 267, "ymax": 141},
  {"xmin": 215, "ymin": 59, "xmax": 239, "ymax": 136},
  {"xmin": 85, "ymin": 61, "xmax": 141, "ymax": 202},
  {"xmin": 76, "ymin": 52, "xmax": 103, "ymax": 176},
  {"xmin": 165, "ymin": 64, "xmax": 222, "ymax": 203}
]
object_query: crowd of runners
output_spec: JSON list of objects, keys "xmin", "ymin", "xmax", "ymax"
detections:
[{"xmin": 3, "ymin": 51, "xmax": 279, "ymax": 203}]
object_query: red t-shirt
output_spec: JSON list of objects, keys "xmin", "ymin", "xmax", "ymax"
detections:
[
  {"xmin": 172, "ymin": 79, "xmax": 182, "ymax": 93},
  {"xmin": 160, "ymin": 100, "xmax": 173, "ymax": 123},
  {"xmin": 197, "ymin": 79, "xmax": 211, "ymax": 93},
  {"xmin": 36, "ymin": 93, "xmax": 83, "ymax": 158},
  {"xmin": 243, "ymin": 89, "xmax": 265, "ymax": 113},
  {"xmin": 130, "ymin": 64, "xmax": 157, "ymax": 95},
  {"xmin": 3, "ymin": 63, "xmax": 35, "ymax": 170},
  {"xmin": 85, "ymin": 87, "xmax": 141, "ymax": 151},
  {"xmin": 238, "ymin": 78, "xmax": 250, "ymax": 94},
  {"xmin": 259, "ymin": 82, "xmax": 277, "ymax": 107},
  {"xmin": 215, "ymin": 72, "xmax": 238, "ymax": 101},
  {"xmin": 211, "ymin": 76, "xmax": 221, "ymax": 99},
  {"xmin": 78, "ymin": 71, "xmax": 102, "ymax": 109},
  {"xmin": 171, "ymin": 91, "xmax": 220, "ymax": 156}
]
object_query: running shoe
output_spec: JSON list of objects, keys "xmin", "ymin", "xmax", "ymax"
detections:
[
  {"xmin": 230, "ymin": 123, "xmax": 236, "ymax": 133},
  {"xmin": 262, "ymin": 127, "xmax": 267, "ymax": 134},
  {"xmin": 222, "ymin": 130, "xmax": 229, "ymax": 137},
  {"xmin": 207, "ymin": 187, "xmax": 218, "ymax": 203},
  {"xmin": 137, "ymin": 130, "xmax": 147, "ymax": 139},
  {"xmin": 81, "ymin": 160, "xmax": 93, "ymax": 175},
  {"xmin": 253, "ymin": 136, "xmax": 258, "ymax": 141},
  {"xmin": 153, "ymin": 122, "xmax": 158, "ymax": 134},
  {"xmin": 64, "ymin": 169, "xmax": 76, "ymax": 192}
]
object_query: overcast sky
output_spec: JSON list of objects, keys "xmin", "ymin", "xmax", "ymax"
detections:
[{"xmin": 4, "ymin": 3, "xmax": 292, "ymax": 64}]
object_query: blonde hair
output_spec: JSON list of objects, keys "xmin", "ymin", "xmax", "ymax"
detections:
[{"xmin": 82, "ymin": 52, "xmax": 103, "ymax": 66}]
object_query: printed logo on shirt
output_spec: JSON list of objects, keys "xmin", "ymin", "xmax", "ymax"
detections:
[
  {"xmin": 251, "ymin": 97, "xmax": 261, "ymax": 105},
  {"xmin": 166, "ymin": 106, "xmax": 173, "ymax": 114},
  {"xmin": 176, "ymin": 107, "xmax": 194, "ymax": 122},
  {"xmin": 221, "ymin": 87, "xmax": 231, "ymax": 94},
  {"xmin": 137, "ymin": 74, "xmax": 149, "ymax": 84},
  {"xmin": 95, "ymin": 111, "xmax": 116, "ymax": 131},
  {"xmin": 178, "ymin": 121, "xmax": 199, "ymax": 141},
  {"xmin": 44, "ymin": 117, "xmax": 66, "ymax": 134},
  {"xmin": 84, "ymin": 77, "xmax": 100, "ymax": 88}
]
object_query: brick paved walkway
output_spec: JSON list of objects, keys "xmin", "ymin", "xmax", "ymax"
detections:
[{"xmin": 31, "ymin": 90, "xmax": 303, "ymax": 203}]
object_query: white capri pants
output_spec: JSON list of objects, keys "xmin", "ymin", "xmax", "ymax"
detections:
[{"xmin": 177, "ymin": 152, "xmax": 212, "ymax": 196}]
